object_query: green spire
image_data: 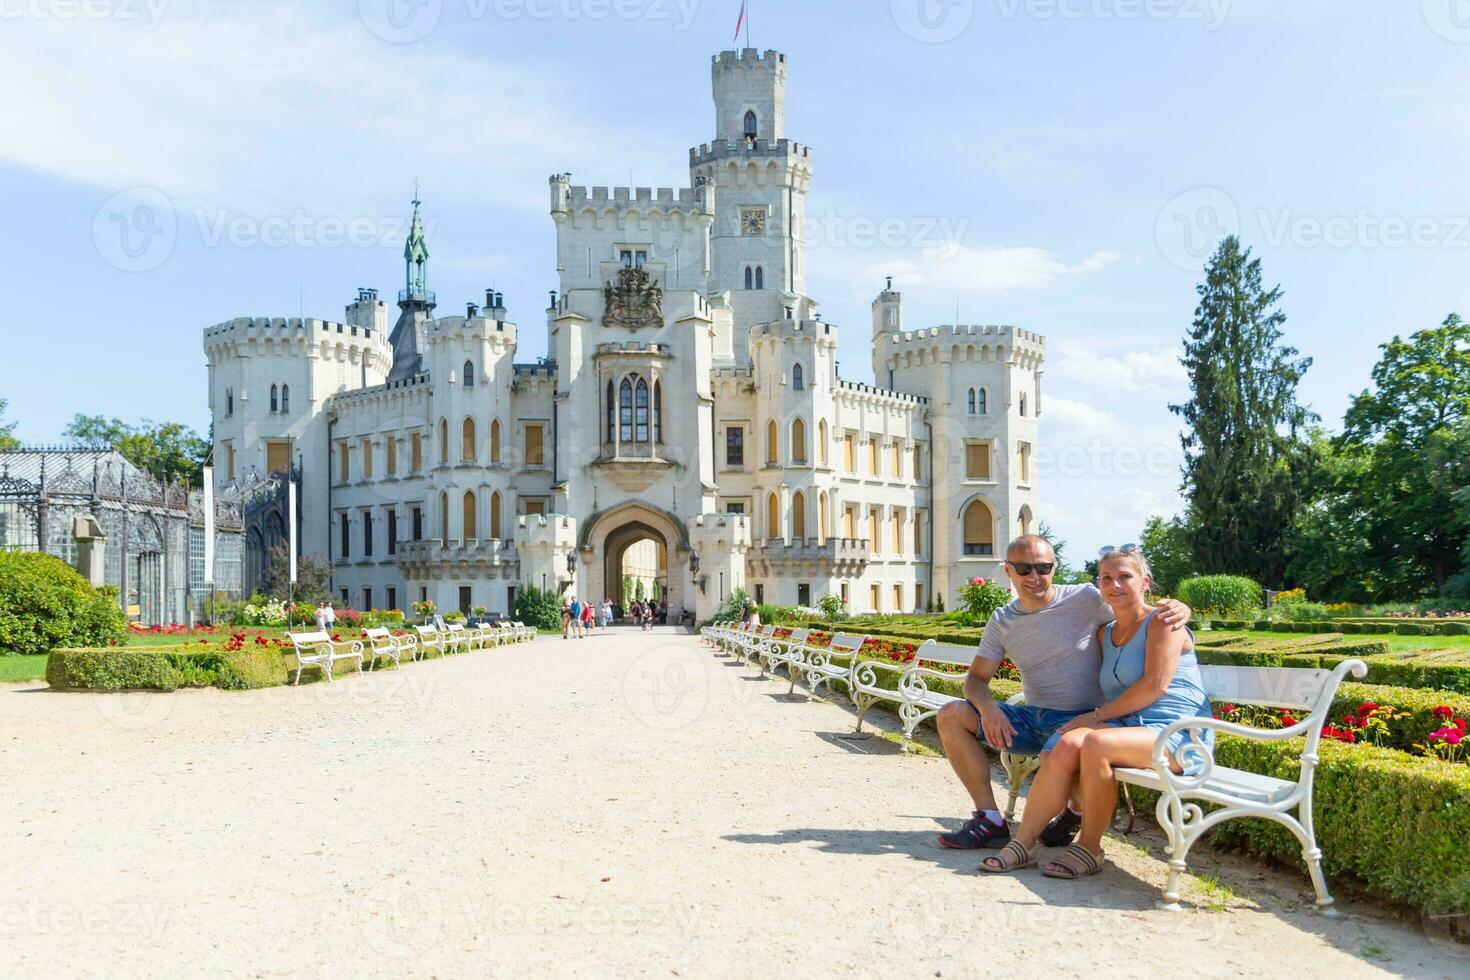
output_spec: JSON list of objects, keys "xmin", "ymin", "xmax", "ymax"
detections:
[{"xmin": 404, "ymin": 184, "xmax": 429, "ymax": 300}]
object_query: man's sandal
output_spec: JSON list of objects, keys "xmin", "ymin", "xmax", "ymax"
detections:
[
  {"xmin": 1040, "ymin": 843, "xmax": 1104, "ymax": 879},
  {"xmin": 978, "ymin": 839, "xmax": 1036, "ymax": 874}
]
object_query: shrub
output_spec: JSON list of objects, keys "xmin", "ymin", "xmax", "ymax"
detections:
[
  {"xmin": 956, "ymin": 577, "xmax": 1011, "ymax": 627},
  {"xmin": 0, "ymin": 552, "xmax": 127, "ymax": 655},
  {"xmin": 757, "ymin": 603, "xmax": 800, "ymax": 626},
  {"xmin": 1273, "ymin": 587, "xmax": 1308, "ymax": 606},
  {"xmin": 1177, "ymin": 575, "xmax": 1263, "ymax": 616},
  {"xmin": 817, "ymin": 593, "xmax": 847, "ymax": 620},
  {"xmin": 46, "ymin": 645, "xmax": 286, "ymax": 691},
  {"xmin": 513, "ymin": 583, "xmax": 563, "ymax": 632}
]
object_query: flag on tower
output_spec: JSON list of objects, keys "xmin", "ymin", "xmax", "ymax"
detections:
[{"xmin": 733, "ymin": 0, "xmax": 747, "ymax": 43}]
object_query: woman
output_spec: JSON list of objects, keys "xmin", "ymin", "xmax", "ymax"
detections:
[
  {"xmin": 580, "ymin": 600, "xmax": 595, "ymax": 634},
  {"xmin": 744, "ymin": 602, "xmax": 761, "ymax": 629},
  {"xmin": 980, "ymin": 547, "xmax": 1212, "ymax": 879},
  {"xmin": 561, "ymin": 598, "xmax": 572, "ymax": 639}
]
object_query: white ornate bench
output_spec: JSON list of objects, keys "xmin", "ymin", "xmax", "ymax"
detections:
[
  {"xmin": 286, "ymin": 630, "xmax": 364, "ymax": 684},
  {"xmin": 363, "ymin": 626, "xmax": 417, "ymax": 669},
  {"xmin": 414, "ymin": 624, "xmax": 447, "ymax": 658},
  {"xmin": 793, "ymin": 632, "xmax": 867, "ymax": 699},
  {"xmin": 760, "ymin": 627, "xmax": 810, "ymax": 688}
]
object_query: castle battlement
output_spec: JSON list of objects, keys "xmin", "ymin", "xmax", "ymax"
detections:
[
  {"xmin": 748, "ymin": 318, "xmax": 836, "ymax": 345},
  {"xmin": 512, "ymin": 362, "xmax": 556, "ymax": 381},
  {"xmin": 689, "ymin": 138, "xmax": 812, "ymax": 167},
  {"xmin": 562, "ymin": 184, "xmax": 706, "ymax": 214},
  {"xmin": 594, "ymin": 341, "xmax": 672, "ymax": 358},
  {"xmin": 834, "ymin": 377, "xmax": 929, "ymax": 408},
  {"xmin": 328, "ymin": 371, "xmax": 431, "ymax": 407},
  {"xmin": 427, "ymin": 315, "xmax": 518, "ymax": 344},
  {"xmin": 712, "ymin": 48, "xmax": 786, "ymax": 71},
  {"xmin": 204, "ymin": 316, "xmax": 389, "ymax": 347},
  {"xmin": 885, "ymin": 324, "xmax": 1047, "ymax": 361}
]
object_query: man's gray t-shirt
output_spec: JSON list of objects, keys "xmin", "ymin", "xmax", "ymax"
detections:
[{"xmin": 976, "ymin": 584, "xmax": 1112, "ymax": 711}]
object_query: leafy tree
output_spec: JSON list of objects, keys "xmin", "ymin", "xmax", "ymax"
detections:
[
  {"xmin": 64, "ymin": 414, "xmax": 210, "ymax": 487},
  {"xmin": 1036, "ymin": 521, "xmax": 1091, "ymax": 585},
  {"xmin": 258, "ymin": 541, "xmax": 334, "ymax": 604},
  {"xmin": 0, "ymin": 398, "xmax": 19, "ymax": 451},
  {"xmin": 1138, "ymin": 515, "xmax": 1196, "ymax": 596},
  {"xmin": 1169, "ymin": 236, "xmax": 1316, "ymax": 585},
  {"xmin": 1340, "ymin": 314, "xmax": 1470, "ymax": 596},
  {"xmin": 1284, "ymin": 431, "xmax": 1379, "ymax": 601}
]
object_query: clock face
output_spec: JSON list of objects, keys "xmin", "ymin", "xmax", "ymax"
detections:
[{"xmin": 741, "ymin": 209, "xmax": 766, "ymax": 236}]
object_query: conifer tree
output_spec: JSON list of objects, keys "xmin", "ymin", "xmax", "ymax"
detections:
[{"xmin": 1169, "ymin": 237, "xmax": 1315, "ymax": 584}]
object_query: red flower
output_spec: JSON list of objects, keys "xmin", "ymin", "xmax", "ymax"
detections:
[
  {"xmin": 1432, "ymin": 705, "xmax": 1454, "ymax": 720},
  {"xmin": 1280, "ymin": 714, "xmax": 1298, "ymax": 727},
  {"xmin": 1220, "ymin": 704, "xmax": 1238, "ymax": 714},
  {"xmin": 1358, "ymin": 702, "xmax": 1379, "ymax": 715}
]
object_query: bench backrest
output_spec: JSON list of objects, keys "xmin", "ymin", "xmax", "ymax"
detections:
[
  {"xmin": 364, "ymin": 627, "xmax": 391, "ymax": 639},
  {"xmin": 786, "ymin": 627, "xmax": 810, "ymax": 643},
  {"xmin": 828, "ymin": 632, "xmax": 867, "ymax": 656},
  {"xmin": 415, "ymin": 624, "xmax": 439, "ymax": 638},
  {"xmin": 1198, "ymin": 664, "xmax": 1335, "ymax": 710},
  {"xmin": 446, "ymin": 623, "xmax": 467, "ymax": 633},
  {"xmin": 288, "ymin": 630, "xmax": 331, "ymax": 648},
  {"xmin": 913, "ymin": 638, "xmax": 978, "ymax": 669}
]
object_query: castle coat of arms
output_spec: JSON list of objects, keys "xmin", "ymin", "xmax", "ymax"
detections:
[{"xmin": 603, "ymin": 266, "xmax": 663, "ymax": 330}]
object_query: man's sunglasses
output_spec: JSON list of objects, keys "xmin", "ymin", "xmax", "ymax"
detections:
[{"xmin": 1005, "ymin": 560, "xmax": 1055, "ymax": 577}]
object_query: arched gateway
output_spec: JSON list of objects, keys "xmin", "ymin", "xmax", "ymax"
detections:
[{"xmin": 577, "ymin": 502, "xmax": 690, "ymax": 620}]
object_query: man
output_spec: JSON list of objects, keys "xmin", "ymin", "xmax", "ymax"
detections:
[{"xmin": 935, "ymin": 534, "xmax": 1190, "ymax": 849}]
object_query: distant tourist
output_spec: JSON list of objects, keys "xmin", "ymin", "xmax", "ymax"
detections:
[
  {"xmin": 561, "ymin": 599, "xmax": 572, "ymax": 639},
  {"xmin": 314, "ymin": 603, "xmax": 327, "ymax": 632},
  {"xmin": 744, "ymin": 602, "xmax": 760, "ymax": 629},
  {"xmin": 580, "ymin": 601, "xmax": 594, "ymax": 634},
  {"xmin": 602, "ymin": 599, "xmax": 614, "ymax": 628},
  {"xmin": 323, "ymin": 602, "xmax": 336, "ymax": 631}
]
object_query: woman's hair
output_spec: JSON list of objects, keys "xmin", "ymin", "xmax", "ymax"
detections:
[{"xmin": 1097, "ymin": 548, "xmax": 1153, "ymax": 588}]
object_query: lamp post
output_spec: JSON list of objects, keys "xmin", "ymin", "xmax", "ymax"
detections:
[{"xmin": 564, "ymin": 550, "xmax": 576, "ymax": 594}]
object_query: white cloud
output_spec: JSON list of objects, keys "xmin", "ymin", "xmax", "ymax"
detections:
[
  {"xmin": 872, "ymin": 244, "xmax": 1119, "ymax": 294},
  {"xmin": 1049, "ymin": 340, "xmax": 1187, "ymax": 393},
  {"xmin": 0, "ymin": 7, "xmax": 665, "ymax": 218}
]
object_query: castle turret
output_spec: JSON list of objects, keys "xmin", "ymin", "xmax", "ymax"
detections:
[
  {"xmin": 871, "ymin": 278, "xmax": 903, "ymax": 386},
  {"xmin": 691, "ymin": 50, "xmax": 814, "ymax": 358},
  {"xmin": 346, "ymin": 288, "xmax": 388, "ymax": 333}
]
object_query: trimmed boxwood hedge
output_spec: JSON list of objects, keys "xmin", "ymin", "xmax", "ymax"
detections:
[
  {"xmin": 1200, "ymin": 738, "xmax": 1470, "ymax": 916},
  {"xmin": 47, "ymin": 646, "xmax": 287, "ymax": 691},
  {"xmin": 0, "ymin": 552, "xmax": 127, "ymax": 655}
]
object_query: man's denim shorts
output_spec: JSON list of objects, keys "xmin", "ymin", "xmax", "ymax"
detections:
[{"xmin": 973, "ymin": 701, "xmax": 1090, "ymax": 756}]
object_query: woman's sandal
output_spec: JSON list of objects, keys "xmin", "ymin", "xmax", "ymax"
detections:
[
  {"xmin": 978, "ymin": 839, "xmax": 1037, "ymax": 874},
  {"xmin": 1041, "ymin": 843, "xmax": 1105, "ymax": 879}
]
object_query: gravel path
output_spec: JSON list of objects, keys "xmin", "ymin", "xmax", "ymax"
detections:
[{"xmin": 1, "ymin": 630, "xmax": 1459, "ymax": 978}]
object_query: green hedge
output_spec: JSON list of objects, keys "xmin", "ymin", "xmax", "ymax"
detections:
[
  {"xmin": 1202, "ymin": 738, "xmax": 1470, "ymax": 916},
  {"xmin": 0, "ymin": 552, "xmax": 127, "ymax": 655},
  {"xmin": 47, "ymin": 646, "xmax": 288, "ymax": 691}
]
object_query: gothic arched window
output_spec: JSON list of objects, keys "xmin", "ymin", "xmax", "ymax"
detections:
[
  {"xmin": 280, "ymin": 384, "xmax": 289, "ymax": 414},
  {"xmin": 461, "ymin": 417, "xmax": 476, "ymax": 462},
  {"xmin": 606, "ymin": 380, "xmax": 616, "ymax": 442},
  {"xmin": 744, "ymin": 266, "xmax": 753, "ymax": 290},
  {"xmin": 1020, "ymin": 392, "xmax": 1028, "ymax": 417},
  {"xmin": 792, "ymin": 363, "xmax": 803, "ymax": 391},
  {"xmin": 755, "ymin": 266, "xmax": 764, "ymax": 290},
  {"xmin": 270, "ymin": 384, "xmax": 278, "ymax": 413},
  {"xmin": 653, "ymin": 380, "xmax": 663, "ymax": 444},
  {"xmin": 744, "ymin": 110, "xmax": 758, "ymax": 139},
  {"xmin": 619, "ymin": 378, "xmax": 633, "ymax": 443},
  {"xmin": 490, "ymin": 419, "xmax": 501, "ymax": 462},
  {"xmin": 963, "ymin": 499, "xmax": 995, "ymax": 556},
  {"xmin": 977, "ymin": 389, "xmax": 988, "ymax": 415},
  {"xmin": 791, "ymin": 417, "xmax": 806, "ymax": 464},
  {"xmin": 967, "ymin": 388, "xmax": 976, "ymax": 414},
  {"xmin": 463, "ymin": 360, "xmax": 475, "ymax": 388},
  {"xmin": 634, "ymin": 377, "xmax": 650, "ymax": 442}
]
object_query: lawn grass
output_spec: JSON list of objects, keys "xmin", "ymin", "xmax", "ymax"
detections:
[
  {"xmin": 0, "ymin": 655, "xmax": 49, "ymax": 683},
  {"xmin": 1210, "ymin": 628, "xmax": 1470, "ymax": 654}
]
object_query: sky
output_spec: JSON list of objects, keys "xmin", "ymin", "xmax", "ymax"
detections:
[{"xmin": 3, "ymin": 0, "xmax": 1469, "ymax": 560}]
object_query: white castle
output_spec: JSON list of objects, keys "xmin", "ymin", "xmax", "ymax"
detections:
[{"xmin": 204, "ymin": 48, "xmax": 1045, "ymax": 620}]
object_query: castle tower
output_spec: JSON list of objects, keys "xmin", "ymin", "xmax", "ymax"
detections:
[
  {"xmin": 388, "ymin": 192, "xmax": 438, "ymax": 381},
  {"xmin": 871, "ymin": 278, "xmax": 903, "ymax": 386},
  {"xmin": 690, "ymin": 50, "xmax": 814, "ymax": 359}
]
